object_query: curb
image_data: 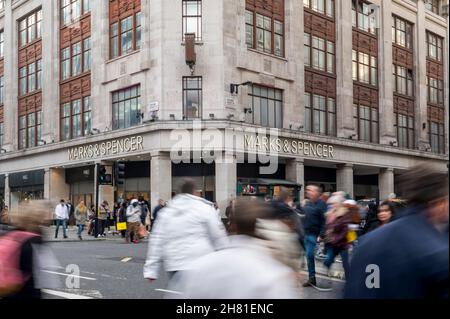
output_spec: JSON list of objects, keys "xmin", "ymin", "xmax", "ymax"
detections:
[{"xmin": 44, "ymin": 238, "xmax": 107, "ymax": 243}]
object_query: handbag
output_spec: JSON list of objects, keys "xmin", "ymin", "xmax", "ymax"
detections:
[
  {"xmin": 116, "ymin": 222, "xmax": 127, "ymax": 231},
  {"xmin": 138, "ymin": 224, "xmax": 148, "ymax": 239}
]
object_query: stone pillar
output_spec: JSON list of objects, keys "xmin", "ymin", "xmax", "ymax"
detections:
[
  {"xmin": 336, "ymin": 0, "xmax": 356, "ymax": 138},
  {"xmin": 4, "ymin": 174, "xmax": 10, "ymax": 208},
  {"xmin": 415, "ymin": 0, "xmax": 430, "ymax": 151},
  {"xmin": 379, "ymin": 167, "xmax": 394, "ymax": 201},
  {"xmin": 336, "ymin": 164, "xmax": 354, "ymax": 198},
  {"xmin": 150, "ymin": 152, "xmax": 172, "ymax": 212},
  {"xmin": 379, "ymin": 0, "xmax": 396, "ymax": 145},
  {"xmin": 286, "ymin": 158, "xmax": 305, "ymax": 202},
  {"xmin": 215, "ymin": 153, "xmax": 237, "ymax": 218},
  {"xmin": 44, "ymin": 168, "xmax": 50, "ymax": 200}
]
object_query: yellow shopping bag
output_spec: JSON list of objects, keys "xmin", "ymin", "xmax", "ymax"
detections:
[
  {"xmin": 116, "ymin": 222, "xmax": 127, "ymax": 231},
  {"xmin": 347, "ymin": 230, "xmax": 357, "ymax": 243}
]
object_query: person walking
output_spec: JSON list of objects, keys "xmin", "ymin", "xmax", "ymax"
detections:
[
  {"xmin": 67, "ymin": 201, "xmax": 75, "ymax": 228},
  {"xmin": 74, "ymin": 200, "xmax": 88, "ymax": 240},
  {"xmin": 87, "ymin": 204, "xmax": 95, "ymax": 236},
  {"xmin": 97, "ymin": 201, "xmax": 108, "ymax": 238},
  {"xmin": 152, "ymin": 199, "xmax": 165, "ymax": 226},
  {"xmin": 345, "ymin": 165, "xmax": 449, "ymax": 299},
  {"xmin": 301, "ymin": 185, "xmax": 327, "ymax": 288},
  {"xmin": 0, "ymin": 205, "xmax": 10, "ymax": 225},
  {"xmin": 54, "ymin": 200, "xmax": 68, "ymax": 239},
  {"xmin": 118, "ymin": 201, "xmax": 128, "ymax": 239},
  {"xmin": 143, "ymin": 179, "xmax": 228, "ymax": 284},
  {"xmin": 126, "ymin": 199, "xmax": 142, "ymax": 244},
  {"xmin": 138, "ymin": 196, "xmax": 150, "ymax": 227},
  {"xmin": 364, "ymin": 201, "xmax": 396, "ymax": 233}
]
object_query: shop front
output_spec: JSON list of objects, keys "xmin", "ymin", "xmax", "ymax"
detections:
[
  {"xmin": 66, "ymin": 166, "xmax": 95, "ymax": 207},
  {"xmin": 8, "ymin": 170, "xmax": 45, "ymax": 211}
]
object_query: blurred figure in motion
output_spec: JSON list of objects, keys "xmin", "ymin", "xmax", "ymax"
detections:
[
  {"xmin": 118, "ymin": 201, "xmax": 128, "ymax": 239},
  {"xmin": 151, "ymin": 198, "xmax": 165, "ymax": 230},
  {"xmin": 127, "ymin": 199, "xmax": 142, "ymax": 244},
  {"xmin": 0, "ymin": 205, "xmax": 10, "ymax": 226},
  {"xmin": 54, "ymin": 199, "xmax": 68, "ymax": 239},
  {"xmin": 225, "ymin": 199, "xmax": 235, "ymax": 233},
  {"xmin": 345, "ymin": 165, "xmax": 449, "ymax": 299},
  {"xmin": 74, "ymin": 200, "xmax": 88, "ymax": 240},
  {"xmin": 174, "ymin": 199, "xmax": 302, "ymax": 299},
  {"xmin": 97, "ymin": 201, "xmax": 108, "ymax": 238},
  {"xmin": 143, "ymin": 179, "xmax": 228, "ymax": 284},
  {"xmin": 87, "ymin": 204, "xmax": 95, "ymax": 236},
  {"xmin": 0, "ymin": 201, "xmax": 60, "ymax": 299},
  {"xmin": 364, "ymin": 201, "xmax": 396, "ymax": 233}
]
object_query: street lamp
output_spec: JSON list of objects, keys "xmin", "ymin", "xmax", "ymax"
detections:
[{"xmin": 230, "ymin": 81, "xmax": 253, "ymax": 95}]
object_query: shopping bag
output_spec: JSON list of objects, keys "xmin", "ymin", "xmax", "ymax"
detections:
[
  {"xmin": 116, "ymin": 222, "xmax": 127, "ymax": 231},
  {"xmin": 347, "ymin": 230, "xmax": 357, "ymax": 243},
  {"xmin": 138, "ymin": 225, "xmax": 148, "ymax": 239}
]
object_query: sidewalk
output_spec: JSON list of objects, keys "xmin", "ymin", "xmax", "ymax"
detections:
[{"xmin": 43, "ymin": 226, "xmax": 124, "ymax": 243}]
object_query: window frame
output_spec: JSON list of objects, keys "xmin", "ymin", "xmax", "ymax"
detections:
[
  {"xmin": 304, "ymin": 92, "xmax": 336, "ymax": 136},
  {"xmin": 60, "ymin": 96, "xmax": 92, "ymax": 141},
  {"xmin": 392, "ymin": 64, "xmax": 414, "ymax": 97},
  {"xmin": 110, "ymin": 12, "xmax": 141, "ymax": 59},
  {"xmin": 18, "ymin": 59, "xmax": 42, "ymax": 96},
  {"xmin": 427, "ymin": 76, "xmax": 444, "ymax": 106},
  {"xmin": 18, "ymin": 9, "xmax": 42, "ymax": 48},
  {"xmin": 182, "ymin": 0, "xmax": 202, "ymax": 41},
  {"xmin": 429, "ymin": 121, "xmax": 445, "ymax": 154},
  {"xmin": 353, "ymin": 103, "xmax": 379, "ymax": 143},
  {"xmin": 352, "ymin": 0, "xmax": 377, "ymax": 36},
  {"xmin": 18, "ymin": 110, "xmax": 42, "ymax": 149},
  {"xmin": 304, "ymin": 32, "xmax": 335, "ymax": 74},
  {"xmin": 182, "ymin": 76, "xmax": 203, "ymax": 120},
  {"xmin": 0, "ymin": 29, "xmax": 4, "ymax": 58},
  {"xmin": 426, "ymin": 31, "xmax": 443, "ymax": 62},
  {"xmin": 392, "ymin": 15, "xmax": 413, "ymax": 50},
  {"xmin": 60, "ymin": 0, "xmax": 91, "ymax": 26},
  {"xmin": 60, "ymin": 37, "xmax": 91, "ymax": 81},
  {"xmin": 112, "ymin": 85, "xmax": 141, "ymax": 130},
  {"xmin": 248, "ymin": 84, "xmax": 283, "ymax": 129},
  {"xmin": 352, "ymin": 49, "xmax": 378, "ymax": 87},
  {"xmin": 303, "ymin": 0, "xmax": 335, "ymax": 19},
  {"xmin": 394, "ymin": 113, "xmax": 415, "ymax": 149}
]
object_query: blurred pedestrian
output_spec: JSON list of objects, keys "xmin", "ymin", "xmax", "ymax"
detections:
[
  {"xmin": 118, "ymin": 201, "xmax": 128, "ymax": 239},
  {"xmin": 364, "ymin": 201, "xmax": 396, "ymax": 233},
  {"xmin": 138, "ymin": 196, "xmax": 149, "ymax": 226},
  {"xmin": 87, "ymin": 204, "xmax": 95, "ymax": 236},
  {"xmin": 173, "ymin": 199, "xmax": 302, "ymax": 299},
  {"xmin": 67, "ymin": 201, "xmax": 75, "ymax": 228},
  {"xmin": 54, "ymin": 199, "xmax": 68, "ymax": 239},
  {"xmin": 302, "ymin": 185, "xmax": 327, "ymax": 288},
  {"xmin": 0, "ymin": 205, "xmax": 9, "ymax": 225},
  {"xmin": 97, "ymin": 201, "xmax": 108, "ymax": 238},
  {"xmin": 225, "ymin": 199, "xmax": 235, "ymax": 233},
  {"xmin": 127, "ymin": 199, "xmax": 142, "ymax": 244},
  {"xmin": 143, "ymin": 179, "xmax": 228, "ymax": 284},
  {"xmin": 345, "ymin": 165, "xmax": 449, "ymax": 299},
  {"xmin": 74, "ymin": 200, "xmax": 88, "ymax": 240},
  {"xmin": 152, "ymin": 199, "xmax": 165, "ymax": 227}
]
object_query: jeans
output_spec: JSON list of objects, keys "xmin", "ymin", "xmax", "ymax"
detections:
[
  {"xmin": 98, "ymin": 220, "xmax": 106, "ymax": 236},
  {"xmin": 304, "ymin": 234, "xmax": 318, "ymax": 278},
  {"xmin": 324, "ymin": 244, "xmax": 350, "ymax": 279},
  {"xmin": 77, "ymin": 224, "xmax": 85, "ymax": 238},
  {"xmin": 55, "ymin": 219, "xmax": 67, "ymax": 238}
]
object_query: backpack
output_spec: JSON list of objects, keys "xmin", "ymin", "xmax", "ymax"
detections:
[{"xmin": 0, "ymin": 231, "xmax": 39, "ymax": 297}]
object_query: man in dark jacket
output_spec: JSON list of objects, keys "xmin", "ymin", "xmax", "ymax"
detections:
[
  {"xmin": 345, "ymin": 165, "xmax": 449, "ymax": 299},
  {"xmin": 302, "ymin": 185, "xmax": 327, "ymax": 287}
]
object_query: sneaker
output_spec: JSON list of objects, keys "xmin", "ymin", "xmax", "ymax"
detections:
[{"xmin": 302, "ymin": 277, "xmax": 316, "ymax": 287}]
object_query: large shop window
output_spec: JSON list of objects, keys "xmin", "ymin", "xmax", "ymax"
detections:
[
  {"xmin": 61, "ymin": 37, "xmax": 91, "ymax": 80},
  {"xmin": 304, "ymin": 92, "xmax": 336, "ymax": 136},
  {"xmin": 19, "ymin": 111, "xmax": 42, "ymax": 149},
  {"xmin": 19, "ymin": 60, "xmax": 42, "ymax": 96},
  {"xmin": 61, "ymin": 96, "xmax": 91, "ymax": 141},
  {"xmin": 19, "ymin": 9, "xmax": 42, "ymax": 47},
  {"xmin": 0, "ymin": 29, "xmax": 4, "ymax": 57},
  {"xmin": 110, "ymin": 12, "xmax": 141, "ymax": 59},
  {"xmin": 392, "ymin": 16, "xmax": 413, "ymax": 49},
  {"xmin": 429, "ymin": 121, "xmax": 445, "ymax": 154},
  {"xmin": 392, "ymin": 65, "xmax": 413, "ymax": 97},
  {"xmin": 427, "ymin": 32, "xmax": 443, "ymax": 62},
  {"xmin": 245, "ymin": 7, "xmax": 284, "ymax": 57},
  {"xmin": 352, "ymin": 50, "xmax": 377, "ymax": 86},
  {"xmin": 182, "ymin": 0, "xmax": 202, "ymax": 41},
  {"xmin": 427, "ymin": 77, "xmax": 444, "ymax": 105},
  {"xmin": 183, "ymin": 76, "xmax": 202, "ymax": 119},
  {"xmin": 112, "ymin": 85, "xmax": 141, "ymax": 130},
  {"xmin": 248, "ymin": 85, "xmax": 283, "ymax": 129},
  {"xmin": 394, "ymin": 113, "xmax": 414, "ymax": 149},
  {"xmin": 304, "ymin": 33, "xmax": 334, "ymax": 74},
  {"xmin": 352, "ymin": 0, "xmax": 376, "ymax": 35},
  {"xmin": 61, "ymin": 0, "xmax": 91, "ymax": 26},
  {"xmin": 303, "ymin": 0, "xmax": 334, "ymax": 18},
  {"xmin": 353, "ymin": 104, "xmax": 378, "ymax": 143}
]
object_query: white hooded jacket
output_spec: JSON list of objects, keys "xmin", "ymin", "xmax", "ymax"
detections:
[{"xmin": 143, "ymin": 194, "xmax": 228, "ymax": 279}]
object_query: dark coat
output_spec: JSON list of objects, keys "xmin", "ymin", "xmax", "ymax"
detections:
[
  {"xmin": 345, "ymin": 207, "xmax": 449, "ymax": 299},
  {"xmin": 302, "ymin": 199, "xmax": 327, "ymax": 237}
]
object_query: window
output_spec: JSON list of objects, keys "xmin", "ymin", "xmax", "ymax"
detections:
[
  {"xmin": 393, "ymin": 65, "xmax": 414, "ymax": 96},
  {"xmin": 352, "ymin": 0, "xmax": 376, "ymax": 35},
  {"xmin": 0, "ymin": 76, "xmax": 4, "ymax": 105},
  {"xmin": 303, "ymin": 0, "xmax": 334, "ymax": 18},
  {"xmin": 110, "ymin": 12, "xmax": 141, "ymax": 59},
  {"xmin": 19, "ymin": 9, "xmax": 42, "ymax": 47},
  {"xmin": 394, "ymin": 113, "xmax": 414, "ymax": 149},
  {"xmin": 352, "ymin": 50, "xmax": 377, "ymax": 86},
  {"xmin": 60, "ymin": 38, "xmax": 91, "ymax": 80},
  {"xmin": 19, "ymin": 60, "xmax": 42, "ymax": 96},
  {"xmin": 245, "ymin": 9, "xmax": 284, "ymax": 57},
  {"xmin": 0, "ymin": 30, "xmax": 4, "ymax": 58},
  {"xmin": 112, "ymin": 86, "xmax": 141, "ymax": 130},
  {"xmin": 182, "ymin": 0, "xmax": 202, "ymax": 41},
  {"xmin": 429, "ymin": 121, "xmax": 445, "ymax": 153},
  {"xmin": 392, "ymin": 16, "xmax": 413, "ymax": 49},
  {"xmin": 427, "ymin": 77, "xmax": 444, "ymax": 105},
  {"xmin": 0, "ymin": 122, "xmax": 3, "ymax": 148},
  {"xmin": 248, "ymin": 85, "xmax": 283, "ymax": 128},
  {"xmin": 0, "ymin": 0, "xmax": 5, "ymax": 10},
  {"xmin": 304, "ymin": 92, "xmax": 336, "ymax": 136},
  {"xmin": 425, "ymin": 0, "xmax": 440, "ymax": 15},
  {"xmin": 60, "ymin": 96, "xmax": 91, "ymax": 140},
  {"xmin": 427, "ymin": 32, "xmax": 443, "ymax": 61},
  {"xmin": 353, "ymin": 104, "xmax": 378, "ymax": 143},
  {"xmin": 304, "ymin": 33, "xmax": 334, "ymax": 74},
  {"xmin": 183, "ymin": 77, "xmax": 202, "ymax": 119},
  {"xmin": 18, "ymin": 111, "xmax": 42, "ymax": 149},
  {"xmin": 61, "ymin": 0, "xmax": 91, "ymax": 26}
]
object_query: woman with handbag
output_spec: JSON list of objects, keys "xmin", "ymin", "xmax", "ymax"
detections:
[{"xmin": 117, "ymin": 202, "xmax": 128, "ymax": 239}]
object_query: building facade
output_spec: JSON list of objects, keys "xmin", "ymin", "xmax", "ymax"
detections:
[{"xmin": 0, "ymin": 0, "xmax": 448, "ymax": 214}]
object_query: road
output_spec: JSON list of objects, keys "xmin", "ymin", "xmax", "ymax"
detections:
[{"xmin": 41, "ymin": 240, "xmax": 345, "ymax": 299}]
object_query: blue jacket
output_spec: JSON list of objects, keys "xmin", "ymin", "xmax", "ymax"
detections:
[
  {"xmin": 302, "ymin": 199, "xmax": 327, "ymax": 236},
  {"xmin": 345, "ymin": 207, "xmax": 449, "ymax": 299}
]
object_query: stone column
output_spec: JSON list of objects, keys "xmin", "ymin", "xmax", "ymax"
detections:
[
  {"xmin": 215, "ymin": 152, "xmax": 237, "ymax": 218},
  {"xmin": 150, "ymin": 152, "xmax": 172, "ymax": 212},
  {"xmin": 379, "ymin": 0, "xmax": 396, "ymax": 144},
  {"xmin": 4, "ymin": 174, "xmax": 10, "ymax": 208},
  {"xmin": 379, "ymin": 167, "xmax": 394, "ymax": 201},
  {"xmin": 336, "ymin": 163, "xmax": 354, "ymax": 198},
  {"xmin": 44, "ymin": 168, "xmax": 50, "ymax": 200},
  {"xmin": 415, "ymin": 0, "xmax": 430, "ymax": 151},
  {"xmin": 336, "ymin": 0, "xmax": 356, "ymax": 138},
  {"xmin": 286, "ymin": 158, "xmax": 305, "ymax": 202}
]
